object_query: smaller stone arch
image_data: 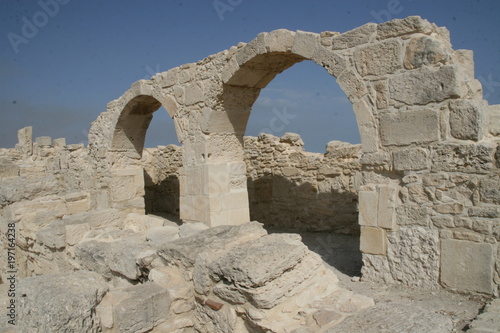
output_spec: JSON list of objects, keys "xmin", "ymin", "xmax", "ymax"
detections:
[{"xmin": 88, "ymin": 78, "xmax": 182, "ymax": 214}]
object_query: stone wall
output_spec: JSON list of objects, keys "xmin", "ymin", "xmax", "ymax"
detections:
[{"xmin": 245, "ymin": 133, "xmax": 361, "ymax": 234}]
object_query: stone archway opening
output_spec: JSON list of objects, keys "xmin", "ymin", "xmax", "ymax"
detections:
[
  {"xmin": 142, "ymin": 106, "xmax": 182, "ymax": 219},
  {"xmin": 106, "ymin": 93, "xmax": 182, "ymax": 220},
  {"xmin": 228, "ymin": 56, "xmax": 364, "ymax": 277}
]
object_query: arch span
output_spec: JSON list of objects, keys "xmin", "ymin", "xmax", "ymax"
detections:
[{"xmin": 88, "ymin": 16, "xmax": 499, "ymax": 293}]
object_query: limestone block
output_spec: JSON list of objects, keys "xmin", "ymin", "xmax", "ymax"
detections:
[
  {"xmin": 387, "ymin": 227, "xmax": 439, "ymax": 288},
  {"xmin": 53, "ymin": 138, "xmax": 66, "ymax": 148},
  {"xmin": 162, "ymin": 95, "xmax": 178, "ymax": 117},
  {"xmin": 0, "ymin": 161, "xmax": 20, "ymax": 178},
  {"xmin": 160, "ymin": 68, "xmax": 179, "ymax": 88},
  {"xmin": 397, "ymin": 205, "xmax": 430, "ymax": 227},
  {"xmin": 354, "ymin": 39, "xmax": 402, "ymax": 76},
  {"xmin": 178, "ymin": 64, "xmax": 195, "ymax": 84},
  {"xmin": 337, "ymin": 68, "xmax": 368, "ymax": 102},
  {"xmin": 76, "ymin": 235, "xmax": 152, "ymax": 280},
  {"xmin": 359, "ymin": 190, "xmax": 378, "ymax": 227},
  {"xmin": 110, "ymin": 168, "xmax": 144, "ymax": 203},
  {"xmin": 235, "ymin": 32, "xmax": 267, "ymax": 66},
  {"xmin": 374, "ymin": 80, "xmax": 389, "ymax": 109},
  {"xmin": 292, "ymin": 30, "xmax": 320, "ymax": 59},
  {"xmin": 281, "ymin": 166, "xmax": 301, "ymax": 177},
  {"xmin": 65, "ymin": 222, "xmax": 91, "ymax": 246},
  {"xmin": 146, "ymin": 226, "xmax": 180, "ymax": 248},
  {"xmin": 97, "ymin": 282, "xmax": 171, "ymax": 333},
  {"xmin": 488, "ymin": 104, "xmax": 500, "ymax": 136},
  {"xmin": 440, "ymin": 239, "xmax": 494, "ymax": 294},
  {"xmin": 377, "ymin": 16, "xmax": 433, "ymax": 40},
  {"xmin": 360, "ymin": 227, "xmax": 387, "ymax": 255},
  {"xmin": 122, "ymin": 213, "xmax": 165, "ymax": 233},
  {"xmin": 310, "ymin": 47, "xmax": 346, "ymax": 77},
  {"xmin": 404, "ymin": 35, "xmax": 449, "ymax": 69},
  {"xmin": 226, "ymin": 207, "xmax": 250, "ymax": 225},
  {"xmin": 63, "ymin": 208, "xmax": 123, "ymax": 229},
  {"xmin": 393, "ymin": 148, "xmax": 429, "ymax": 171},
  {"xmin": 158, "ymin": 222, "xmax": 267, "ymax": 269},
  {"xmin": 203, "ymin": 164, "xmax": 230, "ymax": 195},
  {"xmin": 18, "ymin": 271, "xmax": 108, "ymax": 333},
  {"xmin": 380, "ymin": 109, "xmax": 439, "ymax": 146},
  {"xmin": 178, "ymin": 222, "xmax": 209, "ymax": 238},
  {"xmin": 352, "ymin": 99, "xmax": 379, "ymax": 153},
  {"xmin": 35, "ymin": 136, "xmax": 52, "ymax": 146},
  {"xmin": 37, "ymin": 224, "xmax": 66, "ymax": 250},
  {"xmin": 221, "ymin": 190, "xmax": 249, "ymax": 210},
  {"xmin": 208, "ymin": 233, "xmax": 321, "ymax": 308},
  {"xmin": 431, "ymin": 143, "xmax": 494, "ymax": 174},
  {"xmin": 65, "ymin": 191, "xmax": 91, "ymax": 215},
  {"xmin": 378, "ymin": 184, "xmax": 398, "ymax": 230},
  {"xmin": 173, "ymin": 85, "xmax": 185, "ymax": 104},
  {"xmin": 389, "ymin": 65, "xmax": 463, "ymax": 105},
  {"xmin": 331, "ymin": 23, "xmax": 377, "ymax": 50},
  {"xmin": 184, "ymin": 82, "xmax": 205, "ymax": 105},
  {"xmin": 16, "ymin": 126, "xmax": 33, "ymax": 155},
  {"xmin": 449, "ymin": 99, "xmax": 486, "ymax": 141},
  {"xmin": 479, "ymin": 175, "xmax": 500, "ymax": 204},
  {"xmin": 264, "ymin": 29, "xmax": 295, "ymax": 52},
  {"xmin": 434, "ymin": 202, "xmax": 464, "ymax": 215}
]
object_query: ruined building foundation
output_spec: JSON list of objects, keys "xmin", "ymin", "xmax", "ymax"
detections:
[{"xmin": 1, "ymin": 16, "xmax": 499, "ymax": 332}]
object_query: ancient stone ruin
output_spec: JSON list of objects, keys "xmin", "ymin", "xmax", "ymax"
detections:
[{"xmin": 1, "ymin": 16, "xmax": 499, "ymax": 332}]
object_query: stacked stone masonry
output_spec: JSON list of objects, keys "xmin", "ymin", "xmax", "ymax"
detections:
[{"xmin": 1, "ymin": 16, "xmax": 500, "ymax": 331}]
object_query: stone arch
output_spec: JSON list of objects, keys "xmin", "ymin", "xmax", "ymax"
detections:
[
  {"xmin": 211, "ymin": 28, "xmax": 378, "ymax": 154},
  {"xmin": 88, "ymin": 79, "xmax": 182, "ymax": 214}
]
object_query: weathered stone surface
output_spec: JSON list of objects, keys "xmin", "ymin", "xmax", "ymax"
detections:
[
  {"xmin": 488, "ymin": 104, "xmax": 500, "ymax": 136},
  {"xmin": 404, "ymin": 35, "xmax": 449, "ymax": 69},
  {"xmin": 449, "ymin": 99, "xmax": 485, "ymax": 141},
  {"xmin": 360, "ymin": 227, "xmax": 386, "ymax": 255},
  {"xmin": 76, "ymin": 234, "xmax": 152, "ymax": 280},
  {"xmin": 354, "ymin": 39, "xmax": 402, "ymax": 76},
  {"xmin": 0, "ymin": 160, "xmax": 20, "ymax": 178},
  {"xmin": 393, "ymin": 148, "xmax": 429, "ymax": 171},
  {"xmin": 18, "ymin": 271, "xmax": 108, "ymax": 333},
  {"xmin": 377, "ymin": 16, "xmax": 433, "ymax": 40},
  {"xmin": 35, "ymin": 136, "xmax": 52, "ymax": 146},
  {"xmin": 387, "ymin": 226, "xmax": 440, "ymax": 287},
  {"xmin": 37, "ymin": 223, "xmax": 66, "ymax": 250},
  {"xmin": 97, "ymin": 282, "xmax": 171, "ymax": 333},
  {"xmin": 479, "ymin": 175, "xmax": 500, "ymax": 204},
  {"xmin": 158, "ymin": 221, "xmax": 267, "ymax": 269},
  {"xmin": 337, "ymin": 69, "xmax": 368, "ymax": 102},
  {"xmin": 122, "ymin": 212, "xmax": 165, "ymax": 233},
  {"xmin": 397, "ymin": 205, "xmax": 430, "ymax": 226},
  {"xmin": 440, "ymin": 239, "xmax": 494, "ymax": 294},
  {"xmin": 389, "ymin": 65, "xmax": 463, "ymax": 105},
  {"xmin": 331, "ymin": 23, "xmax": 377, "ymax": 50},
  {"xmin": 16, "ymin": 126, "xmax": 33, "ymax": 155},
  {"xmin": 380, "ymin": 109, "xmax": 439, "ymax": 146},
  {"xmin": 431, "ymin": 143, "xmax": 494, "ymax": 174}
]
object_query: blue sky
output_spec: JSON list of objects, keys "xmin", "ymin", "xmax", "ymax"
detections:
[{"xmin": 1, "ymin": 0, "xmax": 499, "ymax": 152}]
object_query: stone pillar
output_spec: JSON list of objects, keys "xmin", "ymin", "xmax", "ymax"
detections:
[
  {"xmin": 16, "ymin": 126, "xmax": 33, "ymax": 155},
  {"xmin": 180, "ymin": 161, "xmax": 250, "ymax": 227}
]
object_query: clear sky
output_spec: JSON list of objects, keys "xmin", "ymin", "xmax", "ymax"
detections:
[{"xmin": 1, "ymin": 0, "xmax": 499, "ymax": 152}]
